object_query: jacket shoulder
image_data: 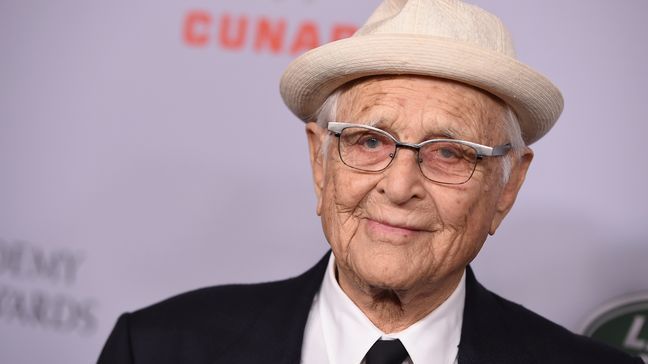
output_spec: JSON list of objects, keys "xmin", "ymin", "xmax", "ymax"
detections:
[
  {"xmin": 98, "ymin": 254, "xmax": 330, "ymax": 363},
  {"xmin": 129, "ymin": 270, "xmax": 309, "ymax": 331},
  {"xmin": 461, "ymin": 268, "xmax": 642, "ymax": 364},
  {"xmin": 490, "ymin": 291, "xmax": 642, "ymax": 363}
]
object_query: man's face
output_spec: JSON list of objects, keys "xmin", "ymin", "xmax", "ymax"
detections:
[{"xmin": 307, "ymin": 76, "xmax": 531, "ymax": 297}]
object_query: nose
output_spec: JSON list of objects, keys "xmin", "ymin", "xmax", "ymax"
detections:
[{"xmin": 375, "ymin": 147, "xmax": 426, "ymax": 205}]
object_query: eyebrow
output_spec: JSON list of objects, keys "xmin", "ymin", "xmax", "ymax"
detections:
[
  {"xmin": 362, "ymin": 118, "xmax": 464, "ymax": 141},
  {"xmin": 431, "ymin": 126, "xmax": 461, "ymax": 140}
]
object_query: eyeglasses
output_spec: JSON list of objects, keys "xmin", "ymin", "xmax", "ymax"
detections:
[{"xmin": 327, "ymin": 122, "xmax": 511, "ymax": 185}]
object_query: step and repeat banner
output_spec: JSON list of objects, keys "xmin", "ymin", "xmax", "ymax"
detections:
[{"xmin": 1, "ymin": 0, "xmax": 647, "ymax": 362}]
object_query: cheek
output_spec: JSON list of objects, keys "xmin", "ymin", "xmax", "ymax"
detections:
[
  {"xmin": 436, "ymin": 178, "xmax": 499, "ymax": 226},
  {"xmin": 328, "ymin": 169, "xmax": 374, "ymax": 208},
  {"xmin": 452, "ymin": 181, "xmax": 501, "ymax": 240},
  {"xmin": 320, "ymin": 165, "xmax": 378, "ymax": 253},
  {"xmin": 430, "ymin": 184, "xmax": 495, "ymax": 258},
  {"xmin": 432, "ymin": 186, "xmax": 475, "ymax": 227}
]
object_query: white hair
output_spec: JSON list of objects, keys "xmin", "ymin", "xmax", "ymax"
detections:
[
  {"xmin": 312, "ymin": 88, "xmax": 526, "ymax": 184},
  {"xmin": 500, "ymin": 106, "xmax": 526, "ymax": 183},
  {"xmin": 312, "ymin": 88, "xmax": 342, "ymax": 157}
]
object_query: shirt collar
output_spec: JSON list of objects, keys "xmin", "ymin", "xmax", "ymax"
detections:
[{"xmin": 318, "ymin": 254, "xmax": 466, "ymax": 364}]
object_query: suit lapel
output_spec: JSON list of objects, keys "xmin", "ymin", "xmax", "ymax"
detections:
[
  {"xmin": 217, "ymin": 252, "xmax": 330, "ymax": 363},
  {"xmin": 220, "ymin": 255, "xmax": 535, "ymax": 364},
  {"xmin": 279, "ymin": 252, "xmax": 331, "ymax": 363},
  {"xmin": 457, "ymin": 267, "xmax": 536, "ymax": 364}
]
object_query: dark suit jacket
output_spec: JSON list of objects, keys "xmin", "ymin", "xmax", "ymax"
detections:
[{"xmin": 98, "ymin": 253, "xmax": 642, "ymax": 363}]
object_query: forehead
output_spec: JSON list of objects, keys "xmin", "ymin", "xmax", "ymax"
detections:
[{"xmin": 337, "ymin": 76, "xmax": 508, "ymax": 142}]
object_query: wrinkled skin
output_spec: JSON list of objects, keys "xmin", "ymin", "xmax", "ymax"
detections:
[{"xmin": 306, "ymin": 76, "xmax": 533, "ymax": 332}]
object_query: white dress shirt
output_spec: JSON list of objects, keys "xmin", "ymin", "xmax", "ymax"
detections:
[{"xmin": 301, "ymin": 254, "xmax": 466, "ymax": 364}]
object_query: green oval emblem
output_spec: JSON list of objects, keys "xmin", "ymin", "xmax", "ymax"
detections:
[{"xmin": 582, "ymin": 293, "xmax": 648, "ymax": 362}]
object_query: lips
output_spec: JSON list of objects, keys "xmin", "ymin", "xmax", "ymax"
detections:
[
  {"xmin": 365, "ymin": 218, "xmax": 425, "ymax": 238},
  {"xmin": 372, "ymin": 219, "xmax": 422, "ymax": 231}
]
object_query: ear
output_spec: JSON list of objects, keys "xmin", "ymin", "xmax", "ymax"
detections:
[
  {"xmin": 489, "ymin": 148, "xmax": 533, "ymax": 235},
  {"xmin": 305, "ymin": 122, "xmax": 327, "ymax": 216}
]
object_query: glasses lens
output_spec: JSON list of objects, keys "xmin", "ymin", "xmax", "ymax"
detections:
[
  {"xmin": 338, "ymin": 127, "xmax": 395, "ymax": 171},
  {"xmin": 419, "ymin": 141, "xmax": 478, "ymax": 184}
]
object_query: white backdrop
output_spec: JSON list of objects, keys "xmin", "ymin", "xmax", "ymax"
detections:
[{"xmin": 1, "ymin": 0, "xmax": 647, "ymax": 363}]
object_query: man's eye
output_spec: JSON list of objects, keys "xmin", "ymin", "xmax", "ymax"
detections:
[
  {"xmin": 361, "ymin": 137, "xmax": 382, "ymax": 149},
  {"xmin": 438, "ymin": 147, "xmax": 460, "ymax": 159}
]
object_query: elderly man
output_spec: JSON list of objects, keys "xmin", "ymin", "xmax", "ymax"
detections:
[{"xmin": 99, "ymin": 0, "xmax": 642, "ymax": 363}]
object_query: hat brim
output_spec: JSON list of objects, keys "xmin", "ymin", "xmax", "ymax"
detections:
[{"xmin": 280, "ymin": 34, "xmax": 563, "ymax": 145}]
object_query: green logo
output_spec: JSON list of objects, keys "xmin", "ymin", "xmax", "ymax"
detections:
[{"xmin": 582, "ymin": 293, "xmax": 648, "ymax": 362}]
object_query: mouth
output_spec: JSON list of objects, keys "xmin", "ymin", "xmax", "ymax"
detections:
[{"xmin": 365, "ymin": 218, "xmax": 424, "ymax": 238}]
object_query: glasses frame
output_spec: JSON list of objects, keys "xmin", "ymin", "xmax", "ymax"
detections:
[{"xmin": 327, "ymin": 122, "xmax": 511, "ymax": 185}]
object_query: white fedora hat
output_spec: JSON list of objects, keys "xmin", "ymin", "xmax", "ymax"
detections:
[{"xmin": 280, "ymin": 0, "xmax": 564, "ymax": 145}]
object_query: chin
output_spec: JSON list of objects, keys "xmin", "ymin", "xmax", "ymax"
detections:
[
  {"xmin": 353, "ymin": 258, "xmax": 419, "ymax": 292},
  {"xmin": 336, "ymin": 238, "xmax": 427, "ymax": 291}
]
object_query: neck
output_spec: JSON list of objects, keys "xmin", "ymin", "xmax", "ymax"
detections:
[{"xmin": 336, "ymin": 266, "xmax": 464, "ymax": 333}]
